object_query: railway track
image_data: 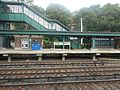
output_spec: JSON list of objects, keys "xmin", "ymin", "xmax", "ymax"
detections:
[
  {"xmin": 0, "ymin": 66, "xmax": 120, "ymax": 84},
  {"xmin": 0, "ymin": 60, "xmax": 120, "ymax": 90},
  {"xmin": 0, "ymin": 60, "xmax": 120, "ymax": 68},
  {"xmin": 0, "ymin": 79, "xmax": 120, "ymax": 90}
]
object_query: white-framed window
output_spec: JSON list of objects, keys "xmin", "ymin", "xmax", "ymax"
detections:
[
  {"xmin": 7, "ymin": 5, "xmax": 22, "ymax": 13},
  {"xmin": 43, "ymin": 20, "xmax": 49, "ymax": 28},
  {"xmin": 38, "ymin": 17, "xmax": 43, "ymax": 25}
]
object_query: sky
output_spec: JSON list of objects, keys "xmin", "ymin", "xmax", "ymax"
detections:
[{"xmin": 33, "ymin": 0, "xmax": 120, "ymax": 12}]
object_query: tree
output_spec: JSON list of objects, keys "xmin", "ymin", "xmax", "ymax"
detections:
[
  {"xmin": 100, "ymin": 3, "xmax": 120, "ymax": 31},
  {"xmin": 73, "ymin": 3, "xmax": 120, "ymax": 32},
  {"xmin": 46, "ymin": 3, "xmax": 72, "ymax": 28},
  {"xmin": 19, "ymin": 0, "xmax": 25, "ymax": 2},
  {"xmin": 19, "ymin": 0, "xmax": 33, "ymax": 4},
  {"xmin": 26, "ymin": 0, "xmax": 33, "ymax": 4},
  {"xmin": 31, "ymin": 5, "xmax": 45, "ymax": 15},
  {"xmin": 73, "ymin": 5, "xmax": 101, "ymax": 31}
]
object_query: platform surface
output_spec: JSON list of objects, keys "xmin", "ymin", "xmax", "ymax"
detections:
[{"xmin": 0, "ymin": 49, "xmax": 120, "ymax": 55}]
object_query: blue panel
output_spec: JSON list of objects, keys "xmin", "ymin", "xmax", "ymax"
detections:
[{"xmin": 32, "ymin": 42, "xmax": 42, "ymax": 50}]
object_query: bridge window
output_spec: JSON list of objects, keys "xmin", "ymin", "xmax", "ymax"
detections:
[
  {"xmin": 38, "ymin": 17, "xmax": 44, "ymax": 25},
  {"xmin": 43, "ymin": 20, "xmax": 49, "ymax": 29},
  {"xmin": 24, "ymin": 7, "xmax": 29, "ymax": 15},
  {"xmin": 56, "ymin": 24, "xmax": 61, "ymax": 31},
  {"xmin": 18, "ymin": 6, "xmax": 22, "ymax": 13},
  {"xmin": 52, "ymin": 23, "xmax": 56, "ymax": 30},
  {"xmin": 7, "ymin": 5, "xmax": 22, "ymax": 13},
  {"xmin": 7, "ymin": 5, "xmax": 14, "ymax": 12},
  {"xmin": 62, "ymin": 28, "xmax": 66, "ymax": 31},
  {"xmin": 14, "ymin": 5, "xmax": 22, "ymax": 13},
  {"xmin": 29, "ymin": 11, "xmax": 34, "ymax": 19},
  {"xmin": 23, "ymin": 6, "xmax": 64, "ymax": 30},
  {"xmin": 33, "ymin": 14, "xmax": 39, "ymax": 22},
  {"xmin": 48, "ymin": 23, "xmax": 52, "ymax": 29},
  {"xmin": 24, "ymin": 6, "xmax": 49, "ymax": 29},
  {"xmin": 50, "ymin": 22, "xmax": 66, "ymax": 31},
  {"xmin": 24, "ymin": 7, "xmax": 41, "ymax": 22}
]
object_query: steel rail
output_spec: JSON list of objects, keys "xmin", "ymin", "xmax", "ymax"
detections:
[{"xmin": 0, "ymin": 79, "xmax": 120, "ymax": 86}]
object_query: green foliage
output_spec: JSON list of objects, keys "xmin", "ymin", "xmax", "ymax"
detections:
[
  {"xmin": 43, "ymin": 36, "xmax": 58, "ymax": 44},
  {"xmin": 20, "ymin": 0, "xmax": 25, "ymax": 2},
  {"xmin": 73, "ymin": 3, "xmax": 120, "ymax": 32},
  {"xmin": 46, "ymin": 3, "xmax": 72, "ymax": 28},
  {"xmin": 20, "ymin": 0, "xmax": 33, "ymax": 4},
  {"xmin": 31, "ymin": 5, "xmax": 45, "ymax": 15},
  {"xmin": 80, "ymin": 44, "xmax": 84, "ymax": 49},
  {"xmin": 26, "ymin": 0, "xmax": 33, "ymax": 4}
]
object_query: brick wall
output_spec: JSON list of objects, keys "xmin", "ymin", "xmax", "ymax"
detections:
[{"xmin": 14, "ymin": 35, "xmax": 42, "ymax": 49}]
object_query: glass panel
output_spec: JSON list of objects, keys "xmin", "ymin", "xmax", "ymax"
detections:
[
  {"xmin": 56, "ymin": 24, "xmax": 61, "ymax": 31},
  {"xmin": 63, "ymin": 28, "xmax": 66, "ymax": 31},
  {"xmin": 38, "ymin": 17, "xmax": 43, "ymax": 25},
  {"xmin": 23, "ymin": 6, "xmax": 67, "ymax": 30},
  {"xmin": 52, "ymin": 23, "xmax": 56, "ymax": 29},
  {"xmin": 6, "ymin": 5, "xmax": 22, "ymax": 13},
  {"xmin": 43, "ymin": 20, "xmax": 48, "ymax": 28},
  {"xmin": 18, "ymin": 6, "xmax": 22, "ymax": 13},
  {"xmin": 34, "ymin": 14, "xmax": 38, "ymax": 22},
  {"xmin": 14, "ymin": 5, "xmax": 19, "ymax": 13},
  {"xmin": 29, "ymin": 11, "xmax": 33, "ymax": 19},
  {"xmin": 48, "ymin": 23, "xmax": 52, "ymax": 29},
  {"xmin": 24, "ymin": 7, "xmax": 29, "ymax": 15},
  {"xmin": 7, "ymin": 5, "xmax": 14, "ymax": 12}
]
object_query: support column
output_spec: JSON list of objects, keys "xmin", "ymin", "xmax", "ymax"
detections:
[
  {"xmin": 0, "ymin": 37, "xmax": 3, "ymax": 49},
  {"xmin": 29, "ymin": 35, "xmax": 32, "ymax": 50},
  {"xmin": 62, "ymin": 54, "xmax": 67, "ymax": 61},
  {"xmin": 37, "ymin": 54, "xmax": 42, "ymax": 61},
  {"xmin": 38, "ymin": 56, "xmax": 42, "ymax": 61},
  {"xmin": 110, "ymin": 38, "xmax": 114, "ymax": 48},
  {"xmin": 3, "ymin": 36, "xmax": 6, "ymax": 48},
  {"xmin": 92, "ymin": 54, "xmax": 96, "ymax": 61},
  {"xmin": 8, "ymin": 56, "xmax": 11, "ymax": 62},
  {"xmin": 62, "ymin": 36, "xmax": 65, "ymax": 49},
  {"xmin": 80, "ymin": 18, "xmax": 83, "ymax": 45},
  {"xmin": 54, "ymin": 42, "xmax": 55, "ymax": 49},
  {"xmin": 78, "ymin": 37, "xmax": 81, "ymax": 49},
  {"xmin": 92, "ymin": 37, "xmax": 96, "ymax": 49}
]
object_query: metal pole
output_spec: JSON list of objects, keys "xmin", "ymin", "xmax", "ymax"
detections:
[
  {"xmin": 29, "ymin": 35, "xmax": 32, "ymax": 50},
  {"xmin": 63, "ymin": 36, "xmax": 65, "ymax": 49},
  {"xmin": 81, "ymin": 18, "xmax": 83, "ymax": 44},
  {"xmin": 81, "ymin": 18, "xmax": 83, "ymax": 32},
  {"xmin": 92, "ymin": 37, "xmax": 96, "ymax": 49}
]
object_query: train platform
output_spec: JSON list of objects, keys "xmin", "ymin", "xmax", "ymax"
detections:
[
  {"xmin": 0, "ymin": 48, "xmax": 119, "ymax": 54},
  {"xmin": 0, "ymin": 49, "xmax": 120, "ymax": 62}
]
